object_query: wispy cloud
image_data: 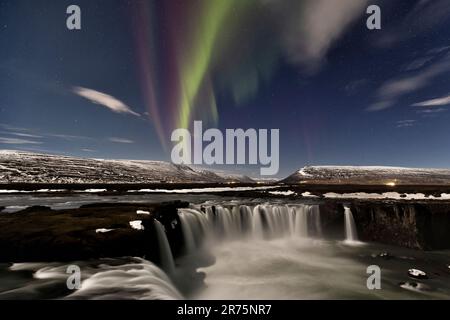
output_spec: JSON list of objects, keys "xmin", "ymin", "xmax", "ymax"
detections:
[
  {"xmin": 344, "ymin": 79, "xmax": 369, "ymax": 95},
  {"xmin": 108, "ymin": 137, "xmax": 134, "ymax": 144},
  {"xmin": 412, "ymin": 94, "xmax": 450, "ymax": 107},
  {"xmin": 403, "ymin": 56, "xmax": 434, "ymax": 72},
  {"xmin": 0, "ymin": 124, "xmax": 93, "ymax": 142},
  {"xmin": 47, "ymin": 133, "xmax": 93, "ymax": 141},
  {"xmin": 271, "ymin": 0, "xmax": 369, "ymax": 70},
  {"xmin": 73, "ymin": 87, "xmax": 140, "ymax": 117},
  {"xmin": 376, "ymin": 0, "xmax": 450, "ymax": 47},
  {"xmin": 396, "ymin": 119, "xmax": 416, "ymax": 128},
  {"xmin": 0, "ymin": 123, "xmax": 32, "ymax": 132},
  {"xmin": 0, "ymin": 131, "xmax": 42, "ymax": 139},
  {"xmin": 0, "ymin": 137, "xmax": 42, "ymax": 145},
  {"xmin": 367, "ymin": 57, "xmax": 450, "ymax": 111},
  {"xmin": 417, "ymin": 108, "xmax": 447, "ymax": 114}
]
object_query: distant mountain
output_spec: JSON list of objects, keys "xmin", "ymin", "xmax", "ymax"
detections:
[
  {"xmin": 0, "ymin": 150, "xmax": 254, "ymax": 184},
  {"xmin": 282, "ymin": 165, "xmax": 450, "ymax": 185}
]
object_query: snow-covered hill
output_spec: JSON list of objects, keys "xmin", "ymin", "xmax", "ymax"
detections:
[
  {"xmin": 282, "ymin": 165, "xmax": 450, "ymax": 185},
  {"xmin": 0, "ymin": 150, "xmax": 254, "ymax": 184}
]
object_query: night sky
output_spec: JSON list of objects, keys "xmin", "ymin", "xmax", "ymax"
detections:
[{"xmin": 1, "ymin": 0, "xmax": 450, "ymax": 178}]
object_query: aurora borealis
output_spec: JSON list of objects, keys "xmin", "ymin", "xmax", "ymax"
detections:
[
  {"xmin": 2, "ymin": 0, "xmax": 450, "ymax": 177},
  {"xmin": 131, "ymin": 0, "xmax": 277, "ymax": 148}
]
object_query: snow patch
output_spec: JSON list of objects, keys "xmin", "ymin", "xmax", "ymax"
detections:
[
  {"xmin": 322, "ymin": 192, "xmax": 450, "ymax": 200},
  {"xmin": 127, "ymin": 186, "xmax": 278, "ymax": 194},
  {"xmin": 0, "ymin": 190, "xmax": 21, "ymax": 194},
  {"xmin": 96, "ymin": 228, "xmax": 114, "ymax": 233},
  {"xmin": 268, "ymin": 190, "xmax": 296, "ymax": 196},
  {"xmin": 84, "ymin": 189, "xmax": 107, "ymax": 193},
  {"xmin": 129, "ymin": 220, "xmax": 144, "ymax": 231},
  {"xmin": 3, "ymin": 206, "xmax": 28, "ymax": 213},
  {"xmin": 301, "ymin": 191, "xmax": 319, "ymax": 198}
]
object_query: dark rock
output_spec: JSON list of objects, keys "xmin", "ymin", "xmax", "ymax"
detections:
[
  {"xmin": 0, "ymin": 201, "xmax": 188, "ymax": 263},
  {"xmin": 346, "ymin": 201, "xmax": 450, "ymax": 250},
  {"xmin": 318, "ymin": 202, "xmax": 345, "ymax": 239},
  {"xmin": 149, "ymin": 201, "xmax": 188, "ymax": 257},
  {"xmin": 379, "ymin": 252, "xmax": 392, "ymax": 260}
]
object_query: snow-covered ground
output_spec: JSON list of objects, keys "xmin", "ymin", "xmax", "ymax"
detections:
[
  {"xmin": 0, "ymin": 150, "xmax": 253, "ymax": 184},
  {"xmin": 127, "ymin": 186, "xmax": 278, "ymax": 194},
  {"xmin": 284, "ymin": 165, "xmax": 450, "ymax": 185}
]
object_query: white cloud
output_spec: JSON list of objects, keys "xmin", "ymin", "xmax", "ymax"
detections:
[
  {"xmin": 417, "ymin": 108, "xmax": 447, "ymax": 114},
  {"xmin": 404, "ymin": 56, "xmax": 434, "ymax": 71},
  {"xmin": 0, "ymin": 137, "xmax": 42, "ymax": 145},
  {"xmin": 396, "ymin": 119, "xmax": 416, "ymax": 128},
  {"xmin": 108, "ymin": 137, "xmax": 134, "ymax": 144},
  {"xmin": 376, "ymin": 0, "xmax": 450, "ymax": 47},
  {"xmin": 9, "ymin": 132, "xmax": 43, "ymax": 138},
  {"xmin": 366, "ymin": 101, "xmax": 394, "ymax": 112},
  {"xmin": 73, "ymin": 87, "xmax": 140, "ymax": 117},
  {"xmin": 0, "ymin": 131, "xmax": 42, "ymax": 139},
  {"xmin": 367, "ymin": 57, "xmax": 450, "ymax": 111},
  {"xmin": 268, "ymin": 0, "xmax": 369, "ymax": 70},
  {"xmin": 48, "ymin": 133, "xmax": 93, "ymax": 141},
  {"xmin": 412, "ymin": 94, "xmax": 450, "ymax": 107},
  {"xmin": 379, "ymin": 63, "xmax": 449, "ymax": 98}
]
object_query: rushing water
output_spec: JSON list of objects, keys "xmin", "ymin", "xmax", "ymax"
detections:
[
  {"xmin": 0, "ymin": 258, "xmax": 182, "ymax": 300},
  {"xmin": 344, "ymin": 206, "xmax": 359, "ymax": 243},
  {"xmin": 178, "ymin": 204, "xmax": 322, "ymax": 244},
  {"xmin": 1, "ymin": 195, "xmax": 450, "ymax": 300},
  {"xmin": 154, "ymin": 220, "xmax": 176, "ymax": 275}
]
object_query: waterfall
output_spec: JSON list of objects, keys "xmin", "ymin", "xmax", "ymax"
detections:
[
  {"xmin": 293, "ymin": 206, "xmax": 309, "ymax": 237},
  {"xmin": 344, "ymin": 206, "xmax": 358, "ymax": 242},
  {"xmin": 177, "ymin": 204, "xmax": 322, "ymax": 249},
  {"xmin": 178, "ymin": 208, "xmax": 210, "ymax": 253},
  {"xmin": 252, "ymin": 205, "xmax": 265, "ymax": 239},
  {"xmin": 153, "ymin": 220, "xmax": 176, "ymax": 275}
]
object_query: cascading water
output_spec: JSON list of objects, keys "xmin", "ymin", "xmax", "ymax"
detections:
[
  {"xmin": 153, "ymin": 220, "xmax": 176, "ymax": 275},
  {"xmin": 344, "ymin": 206, "xmax": 358, "ymax": 243},
  {"xmin": 178, "ymin": 208, "xmax": 211, "ymax": 253},
  {"xmin": 177, "ymin": 204, "xmax": 322, "ymax": 248},
  {"xmin": 293, "ymin": 206, "xmax": 309, "ymax": 237}
]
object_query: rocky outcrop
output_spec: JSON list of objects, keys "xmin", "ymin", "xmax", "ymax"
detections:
[
  {"xmin": 351, "ymin": 202, "xmax": 450, "ymax": 250},
  {"xmin": 319, "ymin": 200, "xmax": 450, "ymax": 250},
  {"xmin": 0, "ymin": 150, "xmax": 254, "ymax": 184},
  {"xmin": 283, "ymin": 165, "xmax": 450, "ymax": 185},
  {"xmin": 0, "ymin": 201, "xmax": 188, "ymax": 263},
  {"xmin": 1, "ymin": 198, "xmax": 450, "ymax": 267}
]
